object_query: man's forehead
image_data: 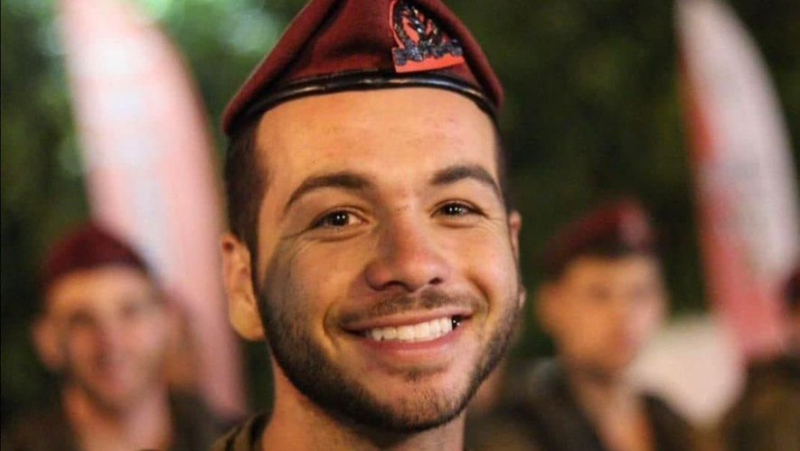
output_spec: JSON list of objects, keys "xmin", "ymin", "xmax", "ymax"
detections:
[
  {"xmin": 258, "ymin": 88, "xmax": 492, "ymax": 137},
  {"xmin": 46, "ymin": 266, "xmax": 155, "ymax": 314},
  {"xmin": 563, "ymin": 255, "xmax": 661, "ymax": 281},
  {"xmin": 255, "ymin": 88, "xmax": 499, "ymax": 188}
]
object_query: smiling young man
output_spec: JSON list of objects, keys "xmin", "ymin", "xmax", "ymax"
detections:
[
  {"xmin": 509, "ymin": 200, "xmax": 694, "ymax": 451},
  {"xmin": 2, "ymin": 223, "xmax": 222, "ymax": 451},
  {"xmin": 215, "ymin": 0, "xmax": 525, "ymax": 450}
]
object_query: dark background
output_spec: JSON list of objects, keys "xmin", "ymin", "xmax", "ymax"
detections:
[{"xmin": 2, "ymin": 0, "xmax": 798, "ymax": 423}]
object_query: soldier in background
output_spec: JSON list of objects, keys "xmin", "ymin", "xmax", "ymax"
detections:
[
  {"xmin": 1, "ymin": 223, "xmax": 222, "ymax": 451},
  {"xmin": 722, "ymin": 265, "xmax": 800, "ymax": 451},
  {"xmin": 469, "ymin": 199, "xmax": 694, "ymax": 451}
]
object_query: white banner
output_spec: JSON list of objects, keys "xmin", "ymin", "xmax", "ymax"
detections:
[
  {"xmin": 59, "ymin": 0, "xmax": 245, "ymax": 417},
  {"xmin": 677, "ymin": 0, "xmax": 799, "ymax": 360}
]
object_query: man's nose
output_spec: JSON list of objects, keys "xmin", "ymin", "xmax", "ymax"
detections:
[
  {"xmin": 364, "ymin": 217, "xmax": 452, "ymax": 293},
  {"xmin": 610, "ymin": 293, "xmax": 639, "ymax": 323},
  {"xmin": 92, "ymin": 316, "xmax": 125, "ymax": 351}
]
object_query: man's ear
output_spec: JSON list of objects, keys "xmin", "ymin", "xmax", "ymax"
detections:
[
  {"xmin": 221, "ymin": 233, "xmax": 265, "ymax": 341},
  {"xmin": 508, "ymin": 210, "xmax": 522, "ymax": 261},
  {"xmin": 32, "ymin": 316, "xmax": 63, "ymax": 371},
  {"xmin": 507, "ymin": 210, "xmax": 526, "ymax": 311}
]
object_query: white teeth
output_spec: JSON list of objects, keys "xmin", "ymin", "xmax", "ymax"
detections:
[
  {"xmin": 397, "ymin": 325, "xmax": 414, "ymax": 341},
  {"xmin": 364, "ymin": 317, "xmax": 457, "ymax": 343},
  {"xmin": 440, "ymin": 318, "xmax": 452, "ymax": 333},
  {"xmin": 414, "ymin": 322, "xmax": 431, "ymax": 340}
]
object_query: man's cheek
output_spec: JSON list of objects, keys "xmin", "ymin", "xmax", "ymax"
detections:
[
  {"xmin": 460, "ymin": 243, "xmax": 513, "ymax": 281},
  {"xmin": 63, "ymin": 333, "xmax": 91, "ymax": 364}
]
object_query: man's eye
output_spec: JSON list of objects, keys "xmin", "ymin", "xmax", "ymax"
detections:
[
  {"xmin": 438, "ymin": 202, "xmax": 477, "ymax": 216},
  {"xmin": 120, "ymin": 299, "xmax": 153, "ymax": 321},
  {"xmin": 313, "ymin": 210, "xmax": 359, "ymax": 229}
]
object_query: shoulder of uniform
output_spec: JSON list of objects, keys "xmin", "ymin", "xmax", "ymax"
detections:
[
  {"xmin": 211, "ymin": 411, "xmax": 270, "ymax": 451},
  {"xmin": 1, "ymin": 407, "xmax": 77, "ymax": 451}
]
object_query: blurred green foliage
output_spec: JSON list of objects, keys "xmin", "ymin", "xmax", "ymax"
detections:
[{"xmin": 2, "ymin": 0, "xmax": 798, "ymax": 425}]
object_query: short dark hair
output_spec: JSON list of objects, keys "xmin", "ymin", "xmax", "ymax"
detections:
[
  {"xmin": 223, "ymin": 104, "xmax": 512, "ymax": 255},
  {"xmin": 224, "ymin": 117, "xmax": 264, "ymax": 252}
]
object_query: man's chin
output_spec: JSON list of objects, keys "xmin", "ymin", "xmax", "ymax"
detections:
[
  {"xmin": 282, "ymin": 360, "xmax": 476, "ymax": 434},
  {"xmin": 72, "ymin": 379, "xmax": 145, "ymax": 414},
  {"xmin": 346, "ymin": 385, "xmax": 470, "ymax": 433}
]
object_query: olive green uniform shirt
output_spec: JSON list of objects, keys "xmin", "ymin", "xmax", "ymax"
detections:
[{"xmin": 1, "ymin": 391, "xmax": 223, "ymax": 451}]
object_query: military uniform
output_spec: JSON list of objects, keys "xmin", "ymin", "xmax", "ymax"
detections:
[
  {"xmin": 468, "ymin": 360, "xmax": 695, "ymax": 451},
  {"xmin": 212, "ymin": 412, "xmax": 269, "ymax": 451},
  {"xmin": 1, "ymin": 392, "xmax": 224, "ymax": 451},
  {"xmin": 722, "ymin": 355, "xmax": 800, "ymax": 451}
]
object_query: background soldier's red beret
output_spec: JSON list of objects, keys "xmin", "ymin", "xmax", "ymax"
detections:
[
  {"xmin": 223, "ymin": 0, "xmax": 503, "ymax": 135},
  {"xmin": 41, "ymin": 222, "xmax": 150, "ymax": 297},
  {"xmin": 542, "ymin": 199, "xmax": 657, "ymax": 280}
]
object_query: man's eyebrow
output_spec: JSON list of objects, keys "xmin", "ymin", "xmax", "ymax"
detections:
[
  {"xmin": 284, "ymin": 171, "xmax": 372, "ymax": 214},
  {"xmin": 430, "ymin": 164, "xmax": 501, "ymax": 197}
]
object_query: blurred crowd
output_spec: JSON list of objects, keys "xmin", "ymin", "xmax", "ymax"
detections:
[
  {"xmin": 2, "ymin": 201, "xmax": 798, "ymax": 450},
  {"xmin": 464, "ymin": 200, "xmax": 800, "ymax": 451},
  {"xmin": 1, "ymin": 0, "xmax": 797, "ymax": 450}
]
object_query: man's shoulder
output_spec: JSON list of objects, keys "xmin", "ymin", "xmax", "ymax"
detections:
[
  {"xmin": 723, "ymin": 355, "xmax": 800, "ymax": 424},
  {"xmin": 211, "ymin": 411, "xmax": 270, "ymax": 451},
  {"xmin": 642, "ymin": 392, "xmax": 689, "ymax": 425},
  {"xmin": 642, "ymin": 392, "xmax": 695, "ymax": 451},
  {"xmin": 507, "ymin": 359, "xmax": 572, "ymax": 414},
  {"xmin": 1, "ymin": 407, "xmax": 78, "ymax": 451},
  {"xmin": 721, "ymin": 355, "xmax": 800, "ymax": 451},
  {"xmin": 169, "ymin": 391, "xmax": 231, "ymax": 451},
  {"xmin": 499, "ymin": 359, "xmax": 606, "ymax": 451},
  {"xmin": 745, "ymin": 355, "xmax": 800, "ymax": 396}
]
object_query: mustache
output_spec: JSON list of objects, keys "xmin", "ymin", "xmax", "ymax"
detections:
[{"xmin": 338, "ymin": 289, "xmax": 482, "ymax": 325}]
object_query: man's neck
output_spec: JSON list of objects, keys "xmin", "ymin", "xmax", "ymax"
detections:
[
  {"xmin": 63, "ymin": 384, "xmax": 173, "ymax": 451},
  {"xmin": 564, "ymin": 364, "xmax": 638, "ymax": 417},
  {"xmin": 261, "ymin": 371, "xmax": 465, "ymax": 451}
]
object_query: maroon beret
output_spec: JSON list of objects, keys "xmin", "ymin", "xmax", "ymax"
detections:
[
  {"xmin": 41, "ymin": 222, "xmax": 150, "ymax": 295},
  {"xmin": 223, "ymin": 0, "xmax": 503, "ymax": 135},
  {"xmin": 543, "ymin": 199, "xmax": 657, "ymax": 280}
]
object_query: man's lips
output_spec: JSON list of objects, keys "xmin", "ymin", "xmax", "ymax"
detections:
[{"xmin": 341, "ymin": 309, "xmax": 471, "ymax": 344}]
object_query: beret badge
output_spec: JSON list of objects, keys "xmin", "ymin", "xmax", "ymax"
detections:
[{"xmin": 391, "ymin": 0, "xmax": 465, "ymax": 73}]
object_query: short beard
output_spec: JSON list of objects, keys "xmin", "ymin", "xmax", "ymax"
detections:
[{"xmin": 257, "ymin": 286, "xmax": 520, "ymax": 434}]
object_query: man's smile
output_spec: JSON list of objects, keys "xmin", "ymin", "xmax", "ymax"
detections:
[
  {"xmin": 362, "ymin": 316, "xmax": 461, "ymax": 343},
  {"xmin": 339, "ymin": 299, "xmax": 476, "ymax": 346},
  {"xmin": 335, "ymin": 307, "xmax": 479, "ymax": 369}
]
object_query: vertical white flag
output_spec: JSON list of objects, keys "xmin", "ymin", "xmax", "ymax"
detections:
[
  {"xmin": 59, "ymin": 0, "xmax": 245, "ymax": 417},
  {"xmin": 677, "ymin": 0, "xmax": 799, "ymax": 360}
]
